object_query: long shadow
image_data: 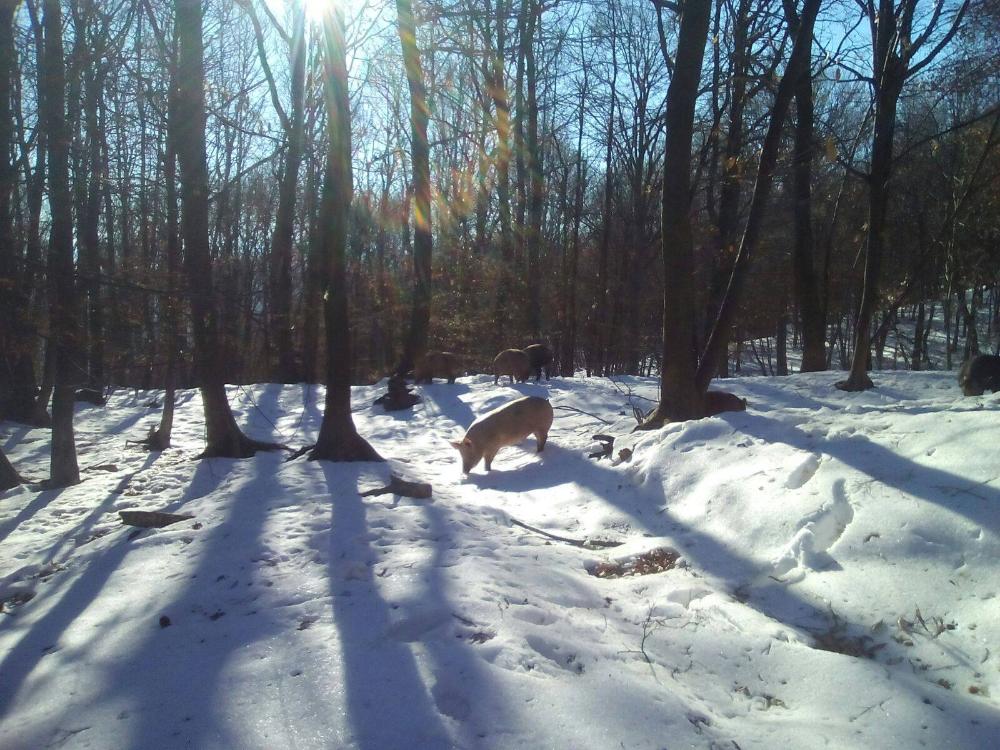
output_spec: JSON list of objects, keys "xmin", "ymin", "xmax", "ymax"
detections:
[
  {"xmin": 104, "ymin": 409, "xmax": 154, "ymax": 439},
  {"xmin": 321, "ymin": 463, "xmax": 454, "ymax": 749},
  {"xmin": 0, "ymin": 488, "xmax": 64, "ymax": 547},
  {"xmin": 40, "ymin": 453, "xmax": 162, "ymax": 566},
  {"xmin": 411, "ymin": 494, "xmax": 517, "ymax": 745},
  {"xmin": 0, "ymin": 459, "xmax": 228, "ymax": 722},
  {"xmin": 416, "ymin": 383, "xmax": 477, "ymax": 430},
  {"xmin": 522, "ymin": 431, "xmax": 1000, "ymax": 738},
  {"xmin": 736, "ymin": 413, "xmax": 1000, "ymax": 532},
  {"xmin": 72, "ymin": 457, "xmax": 277, "ymax": 748},
  {"xmin": 245, "ymin": 383, "xmax": 287, "ymax": 442},
  {"xmin": 2, "ymin": 425, "xmax": 33, "ymax": 452},
  {"xmin": 465, "ymin": 444, "xmax": 610, "ymax": 494}
]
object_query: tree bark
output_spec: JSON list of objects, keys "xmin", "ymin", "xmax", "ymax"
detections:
[
  {"xmin": 643, "ymin": 0, "xmax": 712, "ymax": 427},
  {"xmin": 784, "ymin": 0, "xmax": 826, "ymax": 372},
  {"xmin": 41, "ymin": 0, "xmax": 80, "ymax": 486},
  {"xmin": 174, "ymin": 0, "xmax": 271, "ymax": 458},
  {"xmin": 395, "ymin": 0, "xmax": 434, "ymax": 378},
  {"xmin": 309, "ymin": 6, "xmax": 381, "ymax": 463},
  {"xmin": 0, "ymin": 445, "xmax": 21, "ymax": 491},
  {"xmin": 0, "ymin": 0, "xmax": 37, "ymax": 423}
]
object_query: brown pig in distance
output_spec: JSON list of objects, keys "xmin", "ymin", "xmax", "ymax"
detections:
[
  {"xmin": 414, "ymin": 351, "xmax": 463, "ymax": 384},
  {"xmin": 493, "ymin": 349, "xmax": 531, "ymax": 385}
]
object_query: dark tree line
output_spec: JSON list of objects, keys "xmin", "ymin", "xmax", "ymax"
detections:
[{"xmin": 0, "ymin": 0, "xmax": 997, "ymax": 482}]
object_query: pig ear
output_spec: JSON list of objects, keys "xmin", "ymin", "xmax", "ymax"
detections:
[
  {"xmin": 449, "ymin": 440, "xmax": 463, "ymax": 449},
  {"xmin": 462, "ymin": 437, "xmax": 473, "ymax": 446}
]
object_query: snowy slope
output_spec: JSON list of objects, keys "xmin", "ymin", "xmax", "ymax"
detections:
[{"xmin": 1, "ymin": 372, "xmax": 998, "ymax": 749}]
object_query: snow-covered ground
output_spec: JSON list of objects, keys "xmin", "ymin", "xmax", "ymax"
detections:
[{"xmin": 2, "ymin": 371, "xmax": 999, "ymax": 749}]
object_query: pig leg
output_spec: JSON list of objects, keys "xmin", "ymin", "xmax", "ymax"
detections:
[
  {"xmin": 535, "ymin": 430, "xmax": 548, "ymax": 452},
  {"xmin": 484, "ymin": 450, "xmax": 497, "ymax": 471}
]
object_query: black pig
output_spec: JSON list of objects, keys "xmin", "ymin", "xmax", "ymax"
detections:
[{"xmin": 958, "ymin": 354, "xmax": 1000, "ymax": 396}]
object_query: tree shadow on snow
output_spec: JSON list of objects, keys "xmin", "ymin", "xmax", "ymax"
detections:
[
  {"xmin": 736, "ymin": 413, "xmax": 1000, "ymax": 533},
  {"xmin": 77, "ymin": 456, "xmax": 285, "ymax": 749},
  {"xmin": 320, "ymin": 462, "xmax": 461, "ymax": 749},
  {"xmin": 567, "ymin": 424, "xmax": 1000, "ymax": 741},
  {"xmin": 0, "ymin": 457, "xmax": 232, "ymax": 745}
]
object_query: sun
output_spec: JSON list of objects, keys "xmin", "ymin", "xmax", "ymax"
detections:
[{"xmin": 265, "ymin": 0, "xmax": 357, "ymax": 24}]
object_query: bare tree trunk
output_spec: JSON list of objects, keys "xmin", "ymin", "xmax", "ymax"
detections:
[
  {"xmin": 911, "ymin": 301, "xmax": 926, "ymax": 370},
  {"xmin": 267, "ymin": 0, "xmax": 307, "ymax": 384},
  {"xmin": 642, "ymin": 0, "xmax": 712, "ymax": 427},
  {"xmin": 174, "ymin": 0, "xmax": 273, "ymax": 458},
  {"xmin": 784, "ymin": 0, "xmax": 826, "ymax": 372},
  {"xmin": 704, "ymin": 0, "xmax": 751, "ymax": 381},
  {"xmin": 560, "ymin": 59, "xmax": 586, "ymax": 378},
  {"xmin": 395, "ymin": 0, "xmax": 433, "ymax": 377},
  {"xmin": 0, "ymin": 0, "xmax": 36, "ymax": 423},
  {"xmin": 310, "ymin": 6, "xmax": 381, "ymax": 463},
  {"xmin": 840, "ymin": 31, "xmax": 904, "ymax": 390},
  {"xmin": 146, "ymin": 13, "xmax": 181, "ymax": 449},
  {"xmin": 485, "ymin": 6, "xmax": 515, "ymax": 347},
  {"xmin": 524, "ymin": 0, "xmax": 543, "ymax": 337},
  {"xmin": 840, "ymin": 0, "xmax": 970, "ymax": 390},
  {"xmin": 593, "ymin": 6, "xmax": 617, "ymax": 376},
  {"xmin": 0, "ymin": 445, "xmax": 21, "ymax": 491},
  {"xmin": 698, "ymin": 0, "xmax": 822, "ymax": 391},
  {"xmin": 41, "ymin": 0, "xmax": 80, "ymax": 486}
]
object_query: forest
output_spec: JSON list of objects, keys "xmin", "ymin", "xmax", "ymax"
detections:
[{"xmin": 0, "ymin": 0, "xmax": 998, "ymax": 485}]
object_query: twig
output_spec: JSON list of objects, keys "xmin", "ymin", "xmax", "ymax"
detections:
[
  {"xmin": 553, "ymin": 405, "xmax": 612, "ymax": 424},
  {"xmin": 507, "ymin": 515, "xmax": 621, "ymax": 549}
]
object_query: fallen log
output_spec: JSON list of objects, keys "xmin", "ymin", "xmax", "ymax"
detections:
[
  {"xmin": 119, "ymin": 510, "xmax": 194, "ymax": 528},
  {"xmin": 360, "ymin": 475, "xmax": 433, "ymax": 499}
]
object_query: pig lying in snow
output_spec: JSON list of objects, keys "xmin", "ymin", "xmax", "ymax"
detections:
[{"xmin": 451, "ymin": 396, "xmax": 553, "ymax": 473}]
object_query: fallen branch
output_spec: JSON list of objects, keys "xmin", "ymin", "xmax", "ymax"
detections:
[
  {"xmin": 360, "ymin": 474, "xmax": 433, "ymax": 499},
  {"xmin": 553, "ymin": 405, "xmax": 612, "ymax": 424},
  {"xmin": 507, "ymin": 515, "xmax": 621, "ymax": 549},
  {"xmin": 119, "ymin": 510, "xmax": 194, "ymax": 528},
  {"xmin": 284, "ymin": 443, "xmax": 315, "ymax": 462}
]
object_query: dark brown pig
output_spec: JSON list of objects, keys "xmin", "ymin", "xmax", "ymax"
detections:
[
  {"xmin": 413, "ymin": 351, "xmax": 463, "ymax": 384},
  {"xmin": 523, "ymin": 343, "xmax": 552, "ymax": 381},
  {"xmin": 704, "ymin": 390, "xmax": 747, "ymax": 416},
  {"xmin": 959, "ymin": 354, "xmax": 1000, "ymax": 396},
  {"xmin": 451, "ymin": 396, "xmax": 553, "ymax": 473},
  {"xmin": 493, "ymin": 348, "xmax": 531, "ymax": 385}
]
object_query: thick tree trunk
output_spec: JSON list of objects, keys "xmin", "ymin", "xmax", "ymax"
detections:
[
  {"xmin": 785, "ymin": 0, "xmax": 826, "ymax": 372},
  {"xmin": 310, "ymin": 6, "xmax": 381, "ymax": 463},
  {"xmin": 0, "ymin": 445, "xmax": 21, "ymax": 491},
  {"xmin": 41, "ymin": 0, "xmax": 80, "ymax": 486},
  {"xmin": 174, "ymin": 0, "xmax": 272, "ymax": 458},
  {"xmin": 642, "ymin": 0, "xmax": 712, "ymax": 427},
  {"xmin": 395, "ymin": 0, "xmax": 433, "ymax": 378},
  {"xmin": 0, "ymin": 0, "xmax": 36, "ymax": 423}
]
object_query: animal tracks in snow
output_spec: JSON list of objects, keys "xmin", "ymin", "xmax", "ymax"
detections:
[
  {"xmin": 784, "ymin": 453, "xmax": 821, "ymax": 490},
  {"xmin": 771, "ymin": 479, "xmax": 855, "ymax": 579}
]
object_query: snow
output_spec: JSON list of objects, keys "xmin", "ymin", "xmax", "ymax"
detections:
[{"xmin": 1, "ymin": 371, "xmax": 999, "ymax": 749}]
